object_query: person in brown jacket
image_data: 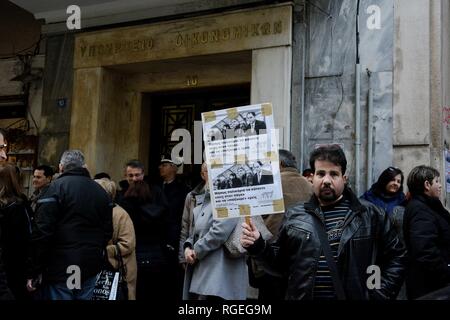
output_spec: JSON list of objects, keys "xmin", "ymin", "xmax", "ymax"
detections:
[
  {"xmin": 263, "ymin": 149, "xmax": 313, "ymax": 238},
  {"xmin": 251, "ymin": 149, "xmax": 313, "ymax": 300},
  {"xmin": 95, "ymin": 178, "xmax": 137, "ymax": 300}
]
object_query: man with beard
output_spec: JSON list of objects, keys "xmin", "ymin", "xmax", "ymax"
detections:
[{"xmin": 241, "ymin": 145, "xmax": 406, "ymax": 300}]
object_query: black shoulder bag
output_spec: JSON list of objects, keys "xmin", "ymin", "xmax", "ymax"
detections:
[{"xmin": 92, "ymin": 244, "xmax": 128, "ymax": 300}]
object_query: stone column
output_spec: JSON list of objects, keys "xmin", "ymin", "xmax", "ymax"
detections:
[
  {"xmin": 393, "ymin": 0, "xmax": 431, "ymax": 180},
  {"xmin": 70, "ymin": 67, "xmax": 142, "ymax": 182},
  {"xmin": 251, "ymin": 46, "xmax": 292, "ymax": 149},
  {"xmin": 39, "ymin": 34, "xmax": 74, "ymax": 167}
]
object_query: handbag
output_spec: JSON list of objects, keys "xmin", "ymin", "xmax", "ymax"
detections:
[
  {"xmin": 223, "ymin": 215, "xmax": 273, "ymax": 259},
  {"xmin": 92, "ymin": 244, "xmax": 128, "ymax": 300}
]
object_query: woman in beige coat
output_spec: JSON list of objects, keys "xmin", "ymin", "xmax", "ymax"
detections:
[{"xmin": 95, "ymin": 178, "xmax": 137, "ymax": 300}]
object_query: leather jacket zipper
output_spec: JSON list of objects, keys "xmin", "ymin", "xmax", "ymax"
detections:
[{"xmin": 289, "ymin": 225, "xmax": 311, "ymax": 240}]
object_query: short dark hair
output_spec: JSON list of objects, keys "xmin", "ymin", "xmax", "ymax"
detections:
[
  {"xmin": 279, "ymin": 149, "xmax": 297, "ymax": 169},
  {"xmin": 309, "ymin": 145, "xmax": 347, "ymax": 175},
  {"xmin": 125, "ymin": 159, "xmax": 144, "ymax": 172},
  {"xmin": 407, "ymin": 165, "xmax": 440, "ymax": 196},
  {"xmin": 373, "ymin": 166, "xmax": 404, "ymax": 195},
  {"xmin": 35, "ymin": 165, "xmax": 54, "ymax": 178}
]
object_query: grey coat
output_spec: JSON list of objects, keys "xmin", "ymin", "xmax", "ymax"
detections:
[
  {"xmin": 178, "ymin": 183, "xmax": 205, "ymax": 263},
  {"xmin": 183, "ymin": 192, "xmax": 248, "ymax": 300}
]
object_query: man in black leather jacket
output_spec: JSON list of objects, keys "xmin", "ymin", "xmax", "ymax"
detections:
[{"xmin": 241, "ymin": 145, "xmax": 406, "ymax": 300}]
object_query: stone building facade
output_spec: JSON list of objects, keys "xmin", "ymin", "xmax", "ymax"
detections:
[{"xmin": 2, "ymin": 0, "xmax": 450, "ymax": 202}]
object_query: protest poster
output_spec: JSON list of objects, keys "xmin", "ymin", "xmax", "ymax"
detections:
[{"xmin": 201, "ymin": 102, "xmax": 285, "ymax": 219}]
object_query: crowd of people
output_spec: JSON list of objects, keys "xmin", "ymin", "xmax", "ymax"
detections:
[{"xmin": 0, "ymin": 127, "xmax": 449, "ymax": 300}]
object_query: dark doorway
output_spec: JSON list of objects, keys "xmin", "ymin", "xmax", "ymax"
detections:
[{"xmin": 147, "ymin": 84, "xmax": 250, "ymax": 189}]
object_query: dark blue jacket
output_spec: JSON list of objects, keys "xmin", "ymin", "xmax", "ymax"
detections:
[{"xmin": 361, "ymin": 188, "xmax": 405, "ymax": 215}]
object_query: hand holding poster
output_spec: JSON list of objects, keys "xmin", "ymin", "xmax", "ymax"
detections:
[{"xmin": 202, "ymin": 103, "xmax": 285, "ymax": 219}]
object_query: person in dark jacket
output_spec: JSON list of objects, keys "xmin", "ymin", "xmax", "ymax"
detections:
[
  {"xmin": 120, "ymin": 180, "xmax": 170, "ymax": 300},
  {"xmin": 27, "ymin": 150, "xmax": 113, "ymax": 300},
  {"xmin": 158, "ymin": 155, "xmax": 189, "ymax": 299},
  {"xmin": 244, "ymin": 112, "xmax": 266, "ymax": 135},
  {"xmin": 237, "ymin": 167, "xmax": 252, "ymax": 187},
  {"xmin": 158, "ymin": 156, "xmax": 189, "ymax": 259},
  {"xmin": 361, "ymin": 166, "xmax": 406, "ymax": 215},
  {"xmin": 241, "ymin": 145, "xmax": 406, "ymax": 300},
  {"xmin": 0, "ymin": 128, "xmax": 14, "ymax": 300},
  {"xmin": 251, "ymin": 161, "xmax": 273, "ymax": 186},
  {"xmin": 0, "ymin": 164, "xmax": 32, "ymax": 300},
  {"xmin": 403, "ymin": 165, "xmax": 450, "ymax": 299},
  {"xmin": 116, "ymin": 159, "xmax": 146, "ymax": 205},
  {"xmin": 229, "ymin": 173, "xmax": 243, "ymax": 188},
  {"xmin": 29, "ymin": 165, "xmax": 54, "ymax": 212},
  {"xmin": 250, "ymin": 149, "xmax": 313, "ymax": 300}
]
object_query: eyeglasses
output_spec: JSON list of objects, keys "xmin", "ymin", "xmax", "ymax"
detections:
[{"xmin": 0, "ymin": 144, "xmax": 7, "ymax": 150}]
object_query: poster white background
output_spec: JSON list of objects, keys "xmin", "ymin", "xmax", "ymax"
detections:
[{"xmin": 202, "ymin": 103, "xmax": 284, "ymax": 219}]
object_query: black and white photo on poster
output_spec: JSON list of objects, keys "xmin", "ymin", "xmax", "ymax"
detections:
[
  {"xmin": 212, "ymin": 162, "xmax": 274, "ymax": 191},
  {"xmin": 206, "ymin": 108, "xmax": 268, "ymax": 142},
  {"xmin": 202, "ymin": 103, "xmax": 284, "ymax": 219}
]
